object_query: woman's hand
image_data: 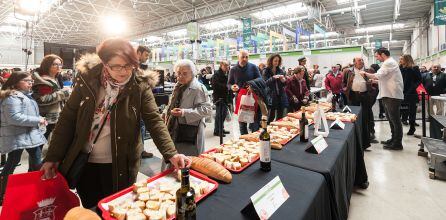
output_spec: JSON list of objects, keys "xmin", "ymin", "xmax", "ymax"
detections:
[
  {"xmin": 40, "ymin": 162, "xmax": 59, "ymax": 180},
  {"xmin": 171, "ymin": 108, "xmax": 183, "ymax": 117},
  {"xmin": 169, "ymin": 154, "xmax": 191, "ymax": 169}
]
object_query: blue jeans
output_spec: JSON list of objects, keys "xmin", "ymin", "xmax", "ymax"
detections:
[
  {"xmin": 214, "ymin": 102, "xmax": 228, "ymax": 134},
  {"xmin": 0, "ymin": 147, "xmax": 41, "ymax": 177}
]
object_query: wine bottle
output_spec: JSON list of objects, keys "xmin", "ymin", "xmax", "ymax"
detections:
[
  {"xmin": 176, "ymin": 168, "xmax": 196, "ymax": 220},
  {"xmin": 259, "ymin": 116, "xmax": 271, "ymax": 172},
  {"xmin": 300, "ymin": 107, "xmax": 309, "ymax": 142}
]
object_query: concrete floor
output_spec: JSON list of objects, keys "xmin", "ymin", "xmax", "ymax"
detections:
[{"xmin": 3, "ymin": 113, "xmax": 446, "ymax": 219}]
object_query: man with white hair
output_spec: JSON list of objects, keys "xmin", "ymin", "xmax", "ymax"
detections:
[{"xmin": 227, "ymin": 50, "xmax": 262, "ymax": 134}]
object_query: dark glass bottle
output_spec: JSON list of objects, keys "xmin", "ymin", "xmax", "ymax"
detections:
[
  {"xmin": 259, "ymin": 116, "xmax": 271, "ymax": 172},
  {"xmin": 176, "ymin": 168, "xmax": 196, "ymax": 220},
  {"xmin": 300, "ymin": 107, "xmax": 309, "ymax": 142}
]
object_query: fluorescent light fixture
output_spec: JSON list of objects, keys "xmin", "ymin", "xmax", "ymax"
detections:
[
  {"xmin": 0, "ymin": 25, "xmax": 25, "ymax": 33},
  {"xmin": 251, "ymin": 2, "xmax": 307, "ymax": 20},
  {"xmin": 101, "ymin": 15, "xmax": 126, "ymax": 35},
  {"xmin": 167, "ymin": 29, "xmax": 187, "ymax": 37},
  {"xmin": 17, "ymin": 0, "xmax": 57, "ymax": 14},
  {"xmin": 355, "ymin": 23, "xmax": 405, "ymax": 34},
  {"xmin": 337, "ymin": 0, "xmax": 361, "ymax": 5},
  {"xmin": 145, "ymin": 36, "xmax": 164, "ymax": 43},
  {"xmin": 201, "ymin": 18, "xmax": 241, "ymax": 30}
]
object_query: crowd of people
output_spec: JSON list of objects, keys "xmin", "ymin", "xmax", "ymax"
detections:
[{"xmin": 0, "ymin": 37, "xmax": 445, "ymax": 210}]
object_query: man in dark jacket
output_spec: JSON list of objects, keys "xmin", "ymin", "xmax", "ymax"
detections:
[
  {"xmin": 227, "ymin": 50, "xmax": 262, "ymax": 135},
  {"xmin": 136, "ymin": 45, "xmax": 153, "ymax": 158},
  {"xmin": 212, "ymin": 61, "xmax": 230, "ymax": 136},
  {"xmin": 298, "ymin": 57, "xmax": 311, "ymax": 89},
  {"xmin": 423, "ymin": 64, "xmax": 446, "ymax": 115}
]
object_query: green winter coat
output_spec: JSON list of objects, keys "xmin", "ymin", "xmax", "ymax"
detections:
[{"xmin": 44, "ymin": 54, "xmax": 177, "ymax": 191}]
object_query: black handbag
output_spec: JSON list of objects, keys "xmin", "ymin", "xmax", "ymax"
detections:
[
  {"xmin": 65, "ymin": 103, "xmax": 115, "ymax": 189},
  {"xmin": 175, "ymin": 123, "xmax": 199, "ymax": 144}
]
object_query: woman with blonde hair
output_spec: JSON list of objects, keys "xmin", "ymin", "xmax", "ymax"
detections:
[{"xmin": 399, "ymin": 54, "xmax": 421, "ymax": 135}]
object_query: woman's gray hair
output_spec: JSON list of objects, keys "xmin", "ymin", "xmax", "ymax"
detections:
[{"xmin": 174, "ymin": 59, "xmax": 197, "ymax": 77}]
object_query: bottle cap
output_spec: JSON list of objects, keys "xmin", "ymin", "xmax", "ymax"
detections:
[{"xmin": 181, "ymin": 168, "xmax": 190, "ymax": 175}]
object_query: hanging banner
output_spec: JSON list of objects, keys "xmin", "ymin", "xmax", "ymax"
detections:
[
  {"xmin": 236, "ymin": 36, "xmax": 243, "ymax": 50},
  {"xmin": 269, "ymin": 30, "xmax": 285, "ymax": 52},
  {"xmin": 295, "ymin": 27, "xmax": 311, "ymax": 47},
  {"xmin": 187, "ymin": 21, "xmax": 199, "ymax": 41},
  {"xmin": 242, "ymin": 18, "xmax": 252, "ymax": 49},
  {"xmin": 434, "ymin": 0, "xmax": 446, "ymax": 25}
]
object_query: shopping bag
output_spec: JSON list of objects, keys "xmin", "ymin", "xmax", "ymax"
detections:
[
  {"xmin": 238, "ymin": 92, "xmax": 256, "ymax": 123},
  {"xmin": 326, "ymin": 92, "xmax": 333, "ymax": 103},
  {"xmin": 1, "ymin": 171, "xmax": 80, "ymax": 220},
  {"xmin": 234, "ymin": 88, "xmax": 248, "ymax": 115},
  {"xmin": 416, "ymin": 83, "xmax": 429, "ymax": 101}
]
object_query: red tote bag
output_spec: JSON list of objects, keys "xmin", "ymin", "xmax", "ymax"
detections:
[
  {"xmin": 416, "ymin": 83, "xmax": 429, "ymax": 101},
  {"xmin": 0, "ymin": 171, "xmax": 80, "ymax": 220}
]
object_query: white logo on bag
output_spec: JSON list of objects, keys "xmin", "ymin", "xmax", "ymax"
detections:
[{"xmin": 33, "ymin": 197, "xmax": 57, "ymax": 220}]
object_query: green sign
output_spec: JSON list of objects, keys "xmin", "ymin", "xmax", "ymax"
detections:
[
  {"xmin": 374, "ymin": 39, "xmax": 382, "ymax": 49},
  {"xmin": 242, "ymin": 18, "xmax": 252, "ymax": 49},
  {"xmin": 434, "ymin": 0, "xmax": 446, "ymax": 25}
]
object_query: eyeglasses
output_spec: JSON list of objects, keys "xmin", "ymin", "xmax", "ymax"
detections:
[
  {"xmin": 21, "ymin": 79, "xmax": 34, "ymax": 83},
  {"xmin": 107, "ymin": 64, "xmax": 134, "ymax": 72},
  {"xmin": 52, "ymin": 63, "xmax": 63, "ymax": 67}
]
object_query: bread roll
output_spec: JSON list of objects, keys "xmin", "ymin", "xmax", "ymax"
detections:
[
  {"xmin": 191, "ymin": 156, "xmax": 232, "ymax": 183},
  {"xmin": 271, "ymin": 142, "xmax": 283, "ymax": 150},
  {"xmin": 126, "ymin": 212, "xmax": 147, "ymax": 220},
  {"xmin": 64, "ymin": 207, "xmax": 101, "ymax": 220}
]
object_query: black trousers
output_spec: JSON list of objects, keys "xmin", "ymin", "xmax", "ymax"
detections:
[
  {"xmin": 76, "ymin": 163, "xmax": 114, "ymax": 209},
  {"xmin": 214, "ymin": 102, "xmax": 228, "ymax": 134},
  {"xmin": 348, "ymin": 91, "xmax": 371, "ymax": 148},
  {"xmin": 268, "ymin": 105, "xmax": 285, "ymax": 123},
  {"xmin": 401, "ymin": 95, "xmax": 418, "ymax": 127},
  {"xmin": 382, "ymin": 98, "xmax": 403, "ymax": 146}
]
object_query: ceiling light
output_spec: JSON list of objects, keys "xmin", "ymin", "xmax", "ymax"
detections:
[
  {"xmin": 201, "ymin": 18, "xmax": 241, "ymax": 30},
  {"xmin": 167, "ymin": 29, "xmax": 187, "ymax": 37},
  {"xmin": 101, "ymin": 15, "xmax": 126, "ymax": 35},
  {"xmin": 251, "ymin": 2, "xmax": 307, "ymax": 20},
  {"xmin": 0, "ymin": 25, "xmax": 25, "ymax": 33},
  {"xmin": 355, "ymin": 23, "xmax": 405, "ymax": 34},
  {"xmin": 336, "ymin": 0, "xmax": 361, "ymax": 6}
]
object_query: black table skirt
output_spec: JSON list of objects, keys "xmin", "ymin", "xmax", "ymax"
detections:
[
  {"xmin": 197, "ymin": 160, "xmax": 332, "ymax": 220},
  {"xmin": 271, "ymin": 106, "xmax": 367, "ymax": 220},
  {"xmin": 430, "ymin": 115, "xmax": 446, "ymax": 139}
]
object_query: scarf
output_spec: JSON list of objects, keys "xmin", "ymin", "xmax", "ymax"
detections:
[
  {"xmin": 86, "ymin": 68, "xmax": 131, "ymax": 151},
  {"xmin": 166, "ymin": 82, "xmax": 190, "ymax": 138}
]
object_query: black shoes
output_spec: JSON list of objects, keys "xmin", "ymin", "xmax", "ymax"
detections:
[
  {"xmin": 359, "ymin": 181, "xmax": 369, "ymax": 189},
  {"xmin": 141, "ymin": 151, "xmax": 153, "ymax": 158},
  {"xmin": 402, "ymin": 121, "xmax": 409, "ymax": 125},
  {"xmin": 407, "ymin": 127, "xmax": 415, "ymax": 135},
  {"xmin": 383, "ymin": 144, "xmax": 403, "ymax": 150},
  {"xmin": 223, "ymin": 130, "xmax": 230, "ymax": 134},
  {"xmin": 380, "ymin": 139, "xmax": 393, "ymax": 145},
  {"xmin": 213, "ymin": 133, "xmax": 226, "ymax": 137},
  {"xmin": 414, "ymin": 122, "xmax": 420, "ymax": 127}
]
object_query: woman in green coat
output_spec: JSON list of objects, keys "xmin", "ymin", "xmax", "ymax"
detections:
[{"xmin": 40, "ymin": 38, "xmax": 190, "ymax": 208}]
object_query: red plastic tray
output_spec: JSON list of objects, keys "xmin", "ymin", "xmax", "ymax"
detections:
[
  {"xmin": 98, "ymin": 168, "xmax": 219, "ymax": 220},
  {"xmin": 200, "ymin": 147, "xmax": 259, "ymax": 173}
]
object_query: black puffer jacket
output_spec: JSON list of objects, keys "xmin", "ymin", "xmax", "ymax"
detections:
[{"xmin": 211, "ymin": 68, "xmax": 230, "ymax": 103}]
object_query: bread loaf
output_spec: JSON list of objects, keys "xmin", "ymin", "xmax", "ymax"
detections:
[
  {"xmin": 271, "ymin": 142, "xmax": 283, "ymax": 150},
  {"xmin": 191, "ymin": 156, "xmax": 232, "ymax": 183},
  {"xmin": 64, "ymin": 207, "xmax": 101, "ymax": 220},
  {"xmin": 270, "ymin": 121, "xmax": 298, "ymax": 130}
]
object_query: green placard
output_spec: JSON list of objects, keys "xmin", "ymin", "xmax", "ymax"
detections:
[
  {"xmin": 374, "ymin": 39, "xmax": 382, "ymax": 49},
  {"xmin": 434, "ymin": 0, "xmax": 446, "ymax": 26},
  {"xmin": 242, "ymin": 18, "xmax": 252, "ymax": 49}
]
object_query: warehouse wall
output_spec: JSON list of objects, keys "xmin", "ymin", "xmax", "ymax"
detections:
[
  {"xmin": 409, "ymin": 4, "xmax": 446, "ymax": 67},
  {"xmin": 0, "ymin": 36, "xmax": 42, "ymax": 69}
]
